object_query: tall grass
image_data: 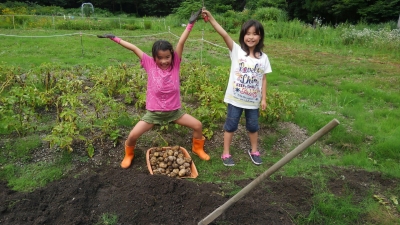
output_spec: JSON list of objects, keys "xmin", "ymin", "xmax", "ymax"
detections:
[{"xmin": 263, "ymin": 20, "xmax": 400, "ymax": 58}]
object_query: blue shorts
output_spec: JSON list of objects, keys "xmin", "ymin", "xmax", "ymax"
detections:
[{"xmin": 223, "ymin": 104, "xmax": 259, "ymax": 133}]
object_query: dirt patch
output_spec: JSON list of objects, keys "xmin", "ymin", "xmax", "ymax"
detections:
[{"xmin": 1, "ymin": 122, "xmax": 399, "ymax": 224}]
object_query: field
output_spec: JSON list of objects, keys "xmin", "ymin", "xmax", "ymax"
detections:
[{"xmin": 1, "ymin": 20, "xmax": 400, "ymax": 225}]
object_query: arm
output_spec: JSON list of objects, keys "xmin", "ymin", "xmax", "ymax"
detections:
[
  {"xmin": 98, "ymin": 34, "xmax": 144, "ymax": 60},
  {"xmin": 175, "ymin": 25, "xmax": 191, "ymax": 59},
  {"xmin": 175, "ymin": 9, "xmax": 202, "ymax": 58},
  {"xmin": 118, "ymin": 40, "xmax": 144, "ymax": 60},
  {"xmin": 261, "ymin": 74, "xmax": 267, "ymax": 110},
  {"xmin": 202, "ymin": 9, "xmax": 233, "ymax": 51}
]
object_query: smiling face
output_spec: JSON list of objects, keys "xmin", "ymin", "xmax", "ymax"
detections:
[
  {"xmin": 243, "ymin": 26, "xmax": 261, "ymax": 51},
  {"xmin": 151, "ymin": 40, "xmax": 174, "ymax": 71},
  {"xmin": 239, "ymin": 20, "xmax": 265, "ymax": 58},
  {"xmin": 155, "ymin": 50, "xmax": 172, "ymax": 70}
]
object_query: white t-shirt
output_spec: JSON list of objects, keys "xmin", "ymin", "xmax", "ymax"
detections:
[{"xmin": 224, "ymin": 42, "xmax": 272, "ymax": 109}]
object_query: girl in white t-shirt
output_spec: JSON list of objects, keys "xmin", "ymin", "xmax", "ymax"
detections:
[
  {"xmin": 98, "ymin": 10, "xmax": 210, "ymax": 169},
  {"xmin": 202, "ymin": 9, "xmax": 272, "ymax": 166}
]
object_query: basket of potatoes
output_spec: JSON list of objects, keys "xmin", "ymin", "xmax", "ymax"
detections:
[{"xmin": 146, "ymin": 145, "xmax": 198, "ymax": 179}]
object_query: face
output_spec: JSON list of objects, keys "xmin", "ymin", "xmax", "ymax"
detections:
[
  {"xmin": 155, "ymin": 50, "xmax": 172, "ymax": 70},
  {"xmin": 244, "ymin": 26, "xmax": 260, "ymax": 49}
]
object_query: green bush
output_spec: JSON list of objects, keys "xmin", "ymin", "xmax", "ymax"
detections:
[
  {"xmin": 220, "ymin": 10, "xmax": 250, "ymax": 33},
  {"xmin": 144, "ymin": 21, "xmax": 152, "ymax": 30},
  {"xmin": 253, "ymin": 7, "xmax": 287, "ymax": 22}
]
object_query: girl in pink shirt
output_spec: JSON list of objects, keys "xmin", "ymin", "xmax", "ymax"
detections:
[{"xmin": 99, "ymin": 10, "xmax": 210, "ymax": 169}]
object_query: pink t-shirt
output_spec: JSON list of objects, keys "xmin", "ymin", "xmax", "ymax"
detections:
[{"xmin": 140, "ymin": 52, "xmax": 181, "ymax": 111}]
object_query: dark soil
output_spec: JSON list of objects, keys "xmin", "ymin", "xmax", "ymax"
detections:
[{"xmin": 0, "ymin": 123, "xmax": 399, "ymax": 225}]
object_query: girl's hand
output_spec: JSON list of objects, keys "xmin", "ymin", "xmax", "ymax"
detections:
[
  {"xmin": 202, "ymin": 9, "xmax": 212, "ymax": 22},
  {"xmin": 261, "ymin": 99, "xmax": 267, "ymax": 110}
]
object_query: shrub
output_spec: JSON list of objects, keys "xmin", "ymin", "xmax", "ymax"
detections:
[
  {"xmin": 144, "ymin": 21, "xmax": 152, "ymax": 29},
  {"xmin": 253, "ymin": 7, "xmax": 287, "ymax": 22}
]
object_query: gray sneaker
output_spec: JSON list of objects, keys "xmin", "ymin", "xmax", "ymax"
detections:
[
  {"xmin": 221, "ymin": 155, "xmax": 235, "ymax": 166},
  {"xmin": 248, "ymin": 150, "xmax": 262, "ymax": 165}
]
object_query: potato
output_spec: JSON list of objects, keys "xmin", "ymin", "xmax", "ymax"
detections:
[
  {"xmin": 176, "ymin": 158, "xmax": 185, "ymax": 165},
  {"xmin": 149, "ymin": 146, "xmax": 194, "ymax": 178},
  {"xmin": 185, "ymin": 168, "xmax": 191, "ymax": 176},
  {"xmin": 184, "ymin": 157, "xmax": 192, "ymax": 163},
  {"xmin": 168, "ymin": 156, "xmax": 175, "ymax": 162},
  {"xmin": 167, "ymin": 150, "xmax": 174, "ymax": 156},
  {"xmin": 171, "ymin": 145, "xmax": 180, "ymax": 151},
  {"xmin": 178, "ymin": 169, "xmax": 186, "ymax": 177}
]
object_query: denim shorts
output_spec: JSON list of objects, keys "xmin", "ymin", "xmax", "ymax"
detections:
[{"xmin": 223, "ymin": 104, "xmax": 259, "ymax": 133}]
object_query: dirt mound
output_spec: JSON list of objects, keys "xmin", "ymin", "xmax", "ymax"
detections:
[{"xmin": 0, "ymin": 166, "xmax": 312, "ymax": 225}]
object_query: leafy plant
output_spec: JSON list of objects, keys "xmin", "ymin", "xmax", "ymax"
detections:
[{"xmin": 261, "ymin": 89, "xmax": 299, "ymax": 122}]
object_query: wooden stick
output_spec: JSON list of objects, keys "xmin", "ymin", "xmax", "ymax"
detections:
[{"xmin": 198, "ymin": 119, "xmax": 340, "ymax": 225}]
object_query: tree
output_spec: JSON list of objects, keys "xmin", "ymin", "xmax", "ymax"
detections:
[
  {"xmin": 286, "ymin": 0, "xmax": 308, "ymax": 21},
  {"xmin": 138, "ymin": 0, "xmax": 184, "ymax": 16},
  {"xmin": 332, "ymin": 0, "xmax": 368, "ymax": 23},
  {"xmin": 245, "ymin": 0, "xmax": 287, "ymax": 10},
  {"xmin": 358, "ymin": 0, "xmax": 400, "ymax": 23}
]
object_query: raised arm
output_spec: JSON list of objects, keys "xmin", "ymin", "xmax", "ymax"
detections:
[
  {"xmin": 202, "ymin": 9, "xmax": 233, "ymax": 51},
  {"xmin": 97, "ymin": 34, "xmax": 144, "ymax": 60},
  {"xmin": 175, "ymin": 9, "xmax": 202, "ymax": 58}
]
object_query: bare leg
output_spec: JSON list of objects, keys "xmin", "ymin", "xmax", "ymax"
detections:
[
  {"xmin": 223, "ymin": 131, "xmax": 234, "ymax": 155},
  {"xmin": 175, "ymin": 114, "xmax": 209, "ymax": 160},
  {"xmin": 248, "ymin": 131, "xmax": 258, "ymax": 153},
  {"xmin": 126, "ymin": 121, "xmax": 154, "ymax": 146},
  {"xmin": 174, "ymin": 113, "xmax": 202, "ymax": 139}
]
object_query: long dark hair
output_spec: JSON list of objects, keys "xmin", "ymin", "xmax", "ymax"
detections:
[
  {"xmin": 151, "ymin": 40, "xmax": 175, "ymax": 71},
  {"xmin": 239, "ymin": 20, "xmax": 265, "ymax": 58}
]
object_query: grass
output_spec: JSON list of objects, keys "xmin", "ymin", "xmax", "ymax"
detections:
[
  {"xmin": 96, "ymin": 213, "xmax": 118, "ymax": 225},
  {"xmin": 0, "ymin": 151, "xmax": 72, "ymax": 192},
  {"xmin": 0, "ymin": 17, "xmax": 400, "ymax": 224}
]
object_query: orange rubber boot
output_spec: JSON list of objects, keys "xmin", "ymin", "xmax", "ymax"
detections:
[
  {"xmin": 192, "ymin": 136, "xmax": 210, "ymax": 161},
  {"xmin": 121, "ymin": 143, "xmax": 135, "ymax": 169}
]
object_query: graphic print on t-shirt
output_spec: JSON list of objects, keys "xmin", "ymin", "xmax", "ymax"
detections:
[{"xmin": 232, "ymin": 58, "xmax": 265, "ymax": 104}]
